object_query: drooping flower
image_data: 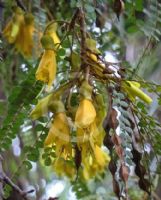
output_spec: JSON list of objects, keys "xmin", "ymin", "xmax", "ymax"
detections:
[
  {"xmin": 44, "ymin": 99, "xmax": 72, "ymax": 159},
  {"xmin": 75, "ymin": 80, "xmax": 110, "ymax": 179},
  {"xmin": 15, "ymin": 13, "xmax": 34, "ymax": 57},
  {"xmin": 53, "ymin": 158, "xmax": 76, "ymax": 179},
  {"xmin": 75, "ymin": 81, "xmax": 96, "ymax": 128},
  {"xmin": 36, "ymin": 50, "xmax": 56, "ymax": 86},
  {"xmin": 93, "ymin": 145, "xmax": 110, "ymax": 168},
  {"xmin": 35, "ymin": 35, "xmax": 57, "ymax": 87},
  {"xmin": 3, "ymin": 7, "xmax": 24, "ymax": 43},
  {"xmin": 44, "ymin": 112, "xmax": 70, "ymax": 146},
  {"xmin": 89, "ymin": 121, "xmax": 105, "ymax": 147},
  {"xmin": 44, "ymin": 100, "xmax": 74, "ymax": 178},
  {"xmin": 81, "ymin": 146, "xmax": 110, "ymax": 180},
  {"xmin": 76, "ymin": 118, "xmax": 110, "ymax": 180},
  {"xmin": 75, "ymin": 99, "xmax": 96, "ymax": 128},
  {"xmin": 122, "ymin": 81, "xmax": 152, "ymax": 104}
]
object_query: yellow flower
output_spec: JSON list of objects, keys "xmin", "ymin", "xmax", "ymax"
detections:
[
  {"xmin": 64, "ymin": 161, "xmax": 76, "ymax": 179},
  {"xmin": 82, "ymin": 154, "xmax": 107, "ymax": 180},
  {"xmin": 122, "ymin": 81, "xmax": 152, "ymax": 104},
  {"xmin": 53, "ymin": 158, "xmax": 65, "ymax": 176},
  {"xmin": 55, "ymin": 143, "xmax": 72, "ymax": 159},
  {"xmin": 87, "ymin": 52, "xmax": 97, "ymax": 62},
  {"xmin": 76, "ymin": 127, "xmax": 91, "ymax": 147},
  {"xmin": 36, "ymin": 49, "xmax": 56, "ymax": 86},
  {"xmin": 30, "ymin": 94, "xmax": 53, "ymax": 120},
  {"xmin": 93, "ymin": 145, "xmax": 110, "ymax": 168},
  {"xmin": 90, "ymin": 121, "xmax": 105, "ymax": 147},
  {"xmin": 3, "ymin": 7, "xmax": 24, "ymax": 43},
  {"xmin": 49, "ymin": 31, "xmax": 60, "ymax": 48},
  {"xmin": 75, "ymin": 99, "xmax": 96, "ymax": 128},
  {"xmin": 53, "ymin": 158, "xmax": 76, "ymax": 179},
  {"xmin": 44, "ymin": 112, "xmax": 70, "ymax": 146},
  {"xmin": 15, "ymin": 13, "xmax": 34, "ymax": 57},
  {"xmin": 82, "ymin": 157, "xmax": 95, "ymax": 180}
]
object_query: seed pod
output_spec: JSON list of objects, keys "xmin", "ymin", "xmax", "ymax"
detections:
[{"xmin": 113, "ymin": 0, "xmax": 124, "ymax": 20}]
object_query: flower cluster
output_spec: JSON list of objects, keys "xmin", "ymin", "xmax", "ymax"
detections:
[
  {"xmin": 3, "ymin": 7, "xmax": 34, "ymax": 58},
  {"xmin": 30, "ymin": 80, "xmax": 110, "ymax": 180},
  {"xmin": 28, "ymin": 20, "xmax": 152, "ymax": 181}
]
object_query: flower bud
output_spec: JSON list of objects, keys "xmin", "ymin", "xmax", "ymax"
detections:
[{"xmin": 122, "ymin": 81, "xmax": 152, "ymax": 104}]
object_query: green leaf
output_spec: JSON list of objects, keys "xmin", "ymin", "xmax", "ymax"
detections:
[
  {"xmin": 35, "ymin": 124, "xmax": 45, "ymax": 132},
  {"xmin": 62, "ymin": 40, "xmax": 70, "ymax": 48},
  {"xmin": 27, "ymin": 154, "xmax": 38, "ymax": 162},
  {"xmin": 36, "ymin": 140, "xmax": 44, "ymax": 148},
  {"xmin": 44, "ymin": 157, "xmax": 52, "ymax": 166},
  {"xmin": 23, "ymin": 160, "xmax": 33, "ymax": 170},
  {"xmin": 127, "ymin": 25, "xmax": 138, "ymax": 33},
  {"xmin": 158, "ymin": 98, "xmax": 161, "ymax": 105},
  {"xmin": 135, "ymin": 0, "xmax": 143, "ymax": 11},
  {"xmin": 58, "ymin": 48, "xmax": 66, "ymax": 57},
  {"xmin": 3, "ymin": 184, "xmax": 12, "ymax": 199},
  {"xmin": 27, "ymin": 149, "xmax": 39, "ymax": 162}
]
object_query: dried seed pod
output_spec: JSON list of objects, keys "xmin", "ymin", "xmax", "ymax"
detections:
[{"xmin": 113, "ymin": 0, "xmax": 125, "ymax": 20}]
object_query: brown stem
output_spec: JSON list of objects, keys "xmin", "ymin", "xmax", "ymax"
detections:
[
  {"xmin": 0, "ymin": 155, "xmax": 33, "ymax": 200},
  {"xmin": 78, "ymin": 8, "xmax": 86, "ymax": 69}
]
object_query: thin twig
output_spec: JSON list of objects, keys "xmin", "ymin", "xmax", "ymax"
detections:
[
  {"xmin": 131, "ymin": 0, "xmax": 160, "ymax": 78},
  {"xmin": 131, "ymin": 37, "xmax": 152, "ymax": 78},
  {"xmin": 0, "ymin": 155, "xmax": 34, "ymax": 200},
  {"xmin": 0, "ymin": 173, "xmax": 34, "ymax": 200}
]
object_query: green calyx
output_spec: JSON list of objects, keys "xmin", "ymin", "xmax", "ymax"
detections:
[
  {"xmin": 41, "ymin": 35, "xmax": 55, "ymax": 50},
  {"xmin": 49, "ymin": 99, "xmax": 65, "ymax": 113},
  {"xmin": 12, "ymin": 6, "xmax": 24, "ymax": 15},
  {"xmin": 24, "ymin": 13, "xmax": 34, "ymax": 25},
  {"xmin": 79, "ymin": 80, "xmax": 93, "ymax": 100}
]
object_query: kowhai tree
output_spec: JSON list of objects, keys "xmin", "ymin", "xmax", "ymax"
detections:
[{"xmin": 0, "ymin": 0, "xmax": 161, "ymax": 200}]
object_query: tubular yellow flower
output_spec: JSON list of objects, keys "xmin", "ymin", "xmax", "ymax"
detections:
[
  {"xmin": 30, "ymin": 94, "xmax": 53, "ymax": 120},
  {"xmin": 63, "ymin": 161, "xmax": 76, "ymax": 179},
  {"xmin": 15, "ymin": 13, "xmax": 34, "ymax": 57},
  {"xmin": 3, "ymin": 7, "xmax": 24, "ymax": 43},
  {"xmin": 53, "ymin": 158, "xmax": 76, "ymax": 179},
  {"xmin": 49, "ymin": 31, "xmax": 60, "ymax": 47},
  {"xmin": 82, "ymin": 153, "xmax": 109, "ymax": 180},
  {"xmin": 82, "ymin": 157, "xmax": 96, "ymax": 180},
  {"xmin": 36, "ymin": 49, "xmax": 56, "ymax": 87},
  {"xmin": 90, "ymin": 121, "xmax": 105, "ymax": 147},
  {"xmin": 53, "ymin": 158, "xmax": 65, "ymax": 176},
  {"xmin": 93, "ymin": 145, "xmax": 110, "ymax": 168},
  {"xmin": 55, "ymin": 143, "xmax": 72, "ymax": 159},
  {"xmin": 76, "ymin": 127, "xmax": 92, "ymax": 147},
  {"xmin": 75, "ymin": 99, "xmax": 96, "ymax": 128},
  {"xmin": 44, "ymin": 112, "xmax": 70, "ymax": 146},
  {"xmin": 122, "ymin": 81, "xmax": 152, "ymax": 104}
]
